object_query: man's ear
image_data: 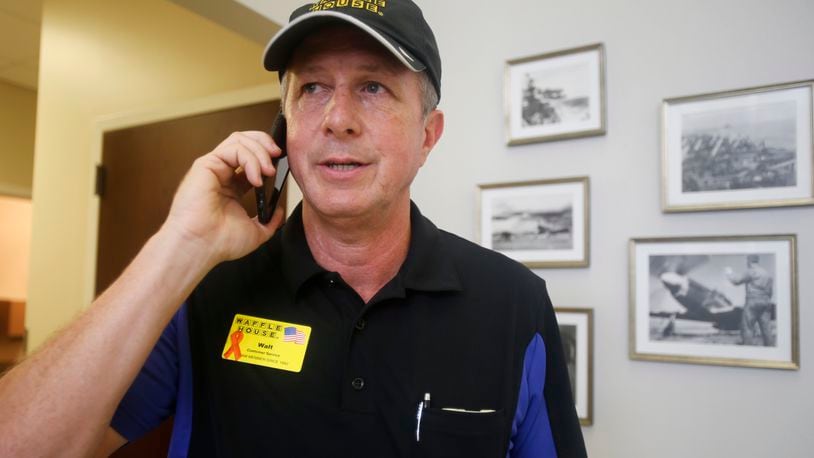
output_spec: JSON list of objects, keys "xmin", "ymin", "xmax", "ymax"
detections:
[{"xmin": 420, "ymin": 109, "xmax": 444, "ymax": 161}]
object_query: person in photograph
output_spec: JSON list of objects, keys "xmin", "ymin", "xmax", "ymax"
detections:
[
  {"xmin": 0, "ymin": 1, "xmax": 585, "ymax": 457},
  {"xmin": 725, "ymin": 254, "xmax": 775, "ymax": 346}
]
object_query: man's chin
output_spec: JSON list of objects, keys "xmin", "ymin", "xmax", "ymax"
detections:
[{"xmin": 304, "ymin": 197, "xmax": 371, "ymax": 221}]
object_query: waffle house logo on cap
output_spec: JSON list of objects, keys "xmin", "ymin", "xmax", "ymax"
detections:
[{"xmin": 309, "ymin": 0, "xmax": 387, "ymax": 16}]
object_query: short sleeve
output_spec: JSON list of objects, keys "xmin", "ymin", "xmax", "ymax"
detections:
[{"xmin": 110, "ymin": 308, "xmax": 183, "ymax": 441}]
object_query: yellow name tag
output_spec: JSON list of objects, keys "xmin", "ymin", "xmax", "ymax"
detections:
[{"xmin": 221, "ymin": 314, "xmax": 311, "ymax": 373}]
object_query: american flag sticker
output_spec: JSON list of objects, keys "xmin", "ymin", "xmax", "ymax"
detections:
[{"xmin": 283, "ymin": 326, "xmax": 306, "ymax": 345}]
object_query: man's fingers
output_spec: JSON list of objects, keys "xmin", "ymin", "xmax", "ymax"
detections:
[
  {"xmin": 240, "ymin": 130, "xmax": 278, "ymax": 154},
  {"xmin": 201, "ymin": 132, "xmax": 283, "ymax": 191},
  {"xmin": 194, "ymin": 130, "xmax": 284, "ymax": 203},
  {"xmin": 237, "ymin": 135, "xmax": 276, "ymax": 179},
  {"xmin": 208, "ymin": 133, "xmax": 268, "ymax": 187},
  {"xmin": 239, "ymin": 131, "xmax": 284, "ymax": 181}
]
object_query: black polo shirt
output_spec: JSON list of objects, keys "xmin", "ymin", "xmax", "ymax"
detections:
[{"xmin": 112, "ymin": 202, "xmax": 586, "ymax": 457}]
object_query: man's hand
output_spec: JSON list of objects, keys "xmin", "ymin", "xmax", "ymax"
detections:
[
  {"xmin": 0, "ymin": 131, "xmax": 290, "ymax": 458},
  {"xmin": 162, "ymin": 131, "xmax": 286, "ymax": 267}
]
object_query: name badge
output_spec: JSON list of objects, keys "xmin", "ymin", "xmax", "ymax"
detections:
[{"xmin": 221, "ymin": 313, "xmax": 311, "ymax": 373}]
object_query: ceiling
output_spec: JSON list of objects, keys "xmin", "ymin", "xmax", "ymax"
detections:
[
  {"xmin": 0, "ymin": 0, "xmax": 295, "ymax": 92},
  {"xmin": 0, "ymin": 0, "xmax": 41, "ymax": 90},
  {"xmin": 234, "ymin": 0, "xmax": 303, "ymax": 27}
]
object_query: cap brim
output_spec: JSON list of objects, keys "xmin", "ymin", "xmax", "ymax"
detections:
[{"xmin": 263, "ymin": 11, "xmax": 426, "ymax": 73}]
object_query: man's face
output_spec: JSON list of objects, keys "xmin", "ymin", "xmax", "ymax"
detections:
[{"xmin": 283, "ymin": 26, "xmax": 443, "ymax": 222}]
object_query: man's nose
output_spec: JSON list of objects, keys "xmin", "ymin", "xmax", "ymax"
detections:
[{"xmin": 322, "ymin": 89, "xmax": 361, "ymax": 138}]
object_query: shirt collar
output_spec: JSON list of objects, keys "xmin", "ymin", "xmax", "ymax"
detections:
[
  {"xmin": 399, "ymin": 201, "xmax": 462, "ymax": 293},
  {"xmin": 279, "ymin": 204, "xmax": 323, "ymax": 294},
  {"xmin": 279, "ymin": 201, "xmax": 462, "ymax": 297}
]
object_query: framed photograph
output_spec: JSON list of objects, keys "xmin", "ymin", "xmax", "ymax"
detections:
[
  {"xmin": 662, "ymin": 80, "xmax": 814, "ymax": 212},
  {"xmin": 555, "ymin": 307, "xmax": 593, "ymax": 426},
  {"xmin": 478, "ymin": 176, "xmax": 589, "ymax": 268},
  {"xmin": 505, "ymin": 43, "xmax": 606, "ymax": 145},
  {"xmin": 629, "ymin": 235, "xmax": 799, "ymax": 370}
]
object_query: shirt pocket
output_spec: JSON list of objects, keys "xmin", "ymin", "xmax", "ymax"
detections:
[{"xmin": 417, "ymin": 407, "xmax": 506, "ymax": 458}]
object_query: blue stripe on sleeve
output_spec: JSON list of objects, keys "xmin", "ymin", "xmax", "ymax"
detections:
[
  {"xmin": 110, "ymin": 307, "xmax": 182, "ymax": 440},
  {"xmin": 507, "ymin": 333, "xmax": 557, "ymax": 458},
  {"xmin": 110, "ymin": 304, "xmax": 193, "ymax": 457},
  {"xmin": 167, "ymin": 303, "xmax": 193, "ymax": 457}
]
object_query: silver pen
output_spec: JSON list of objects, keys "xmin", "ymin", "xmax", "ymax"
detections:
[{"xmin": 416, "ymin": 392, "xmax": 430, "ymax": 442}]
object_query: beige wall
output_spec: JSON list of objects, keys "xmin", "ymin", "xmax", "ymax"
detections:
[
  {"xmin": 27, "ymin": 0, "xmax": 279, "ymax": 349},
  {"xmin": 0, "ymin": 82, "xmax": 37, "ymax": 198},
  {"xmin": 0, "ymin": 197, "xmax": 32, "ymax": 301}
]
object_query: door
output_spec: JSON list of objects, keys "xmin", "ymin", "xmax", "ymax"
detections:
[{"xmin": 97, "ymin": 99, "xmax": 281, "ymax": 457}]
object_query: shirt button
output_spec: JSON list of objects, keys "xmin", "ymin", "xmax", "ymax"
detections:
[
  {"xmin": 351, "ymin": 377, "xmax": 365, "ymax": 391},
  {"xmin": 355, "ymin": 318, "xmax": 366, "ymax": 331}
]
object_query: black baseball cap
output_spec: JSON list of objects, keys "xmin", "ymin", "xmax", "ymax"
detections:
[{"xmin": 263, "ymin": 0, "xmax": 441, "ymax": 100}]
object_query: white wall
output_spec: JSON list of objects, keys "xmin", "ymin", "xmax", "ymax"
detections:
[{"xmin": 410, "ymin": 1, "xmax": 812, "ymax": 457}]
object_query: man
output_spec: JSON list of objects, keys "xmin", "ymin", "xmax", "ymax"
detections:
[
  {"xmin": 725, "ymin": 254, "xmax": 775, "ymax": 346},
  {"xmin": 0, "ymin": 1, "xmax": 585, "ymax": 457}
]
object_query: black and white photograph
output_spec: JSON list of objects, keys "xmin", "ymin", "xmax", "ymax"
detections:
[
  {"xmin": 559, "ymin": 324, "xmax": 578, "ymax": 394},
  {"xmin": 478, "ymin": 177, "xmax": 589, "ymax": 268},
  {"xmin": 490, "ymin": 191, "xmax": 573, "ymax": 252},
  {"xmin": 649, "ymin": 253, "xmax": 777, "ymax": 346},
  {"xmin": 521, "ymin": 62, "xmax": 590, "ymax": 128},
  {"xmin": 555, "ymin": 308, "xmax": 593, "ymax": 426},
  {"xmin": 505, "ymin": 44, "xmax": 606, "ymax": 145},
  {"xmin": 662, "ymin": 80, "xmax": 814, "ymax": 212},
  {"xmin": 629, "ymin": 235, "xmax": 799, "ymax": 369}
]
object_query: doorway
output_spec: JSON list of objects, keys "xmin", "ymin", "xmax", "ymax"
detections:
[{"xmin": 96, "ymin": 98, "xmax": 280, "ymax": 456}]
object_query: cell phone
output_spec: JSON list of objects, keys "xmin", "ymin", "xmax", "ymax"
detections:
[{"xmin": 255, "ymin": 111, "xmax": 290, "ymax": 224}]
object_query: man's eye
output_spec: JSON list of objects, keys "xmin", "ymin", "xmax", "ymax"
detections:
[
  {"xmin": 363, "ymin": 82, "xmax": 383, "ymax": 94},
  {"xmin": 302, "ymin": 83, "xmax": 319, "ymax": 94}
]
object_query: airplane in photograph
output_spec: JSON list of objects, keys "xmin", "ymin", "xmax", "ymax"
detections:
[
  {"xmin": 492, "ymin": 208, "xmax": 571, "ymax": 242},
  {"xmin": 653, "ymin": 271, "xmax": 744, "ymax": 337},
  {"xmin": 648, "ymin": 254, "xmax": 778, "ymax": 339}
]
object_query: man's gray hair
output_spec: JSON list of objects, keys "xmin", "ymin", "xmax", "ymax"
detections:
[
  {"xmin": 416, "ymin": 71, "xmax": 439, "ymax": 117},
  {"xmin": 280, "ymin": 70, "xmax": 439, "ymax": 118}
]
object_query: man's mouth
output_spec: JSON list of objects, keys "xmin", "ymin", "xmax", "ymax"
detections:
[{"xmin": 325, "ymin": 161, "xmax": 362, "ymax": 171}]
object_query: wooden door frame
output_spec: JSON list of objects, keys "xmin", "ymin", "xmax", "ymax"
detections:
[{"xmin": 83, "ymin": 83, "xmax": 302, "ymax": 306}]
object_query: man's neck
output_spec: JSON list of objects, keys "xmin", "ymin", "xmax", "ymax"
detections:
[{"xmin": 302, "ymin": 200, "xmax": 412, "ymax": 303}]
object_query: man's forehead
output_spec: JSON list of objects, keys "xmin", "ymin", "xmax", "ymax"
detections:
[{"xmin": 287, "ymin": 25, "xmax": 407, "ymax": 74}]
